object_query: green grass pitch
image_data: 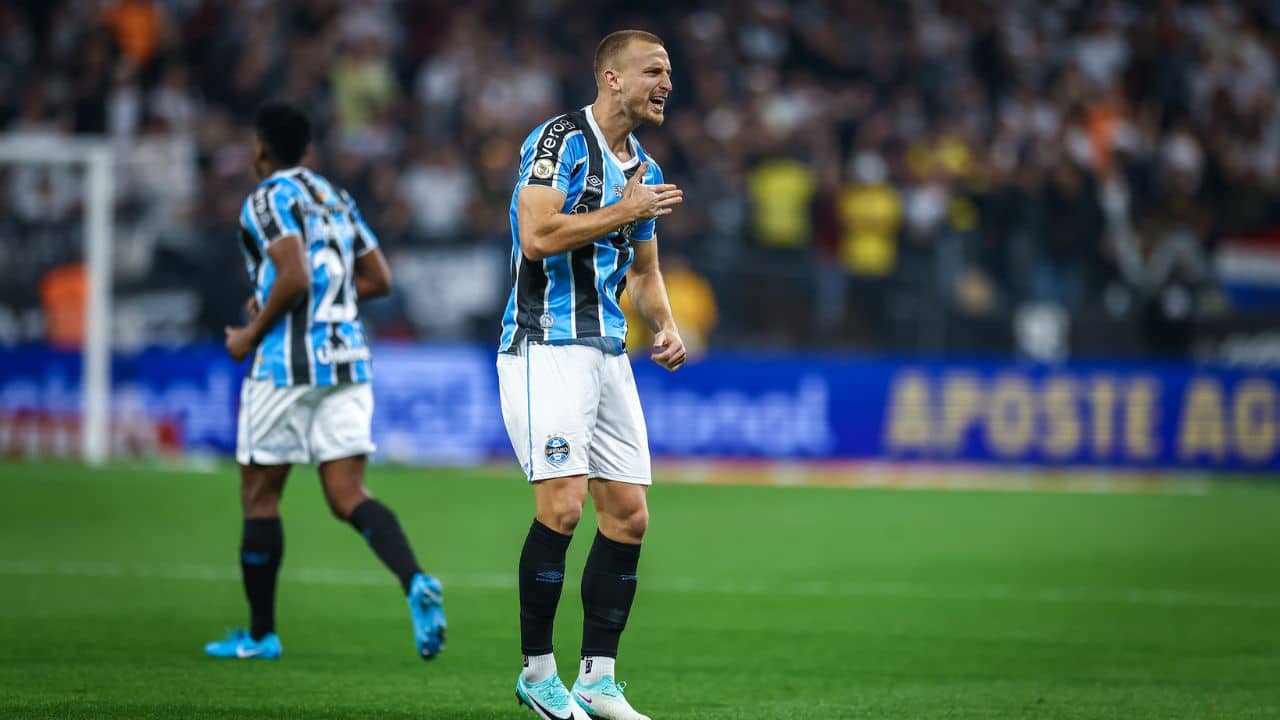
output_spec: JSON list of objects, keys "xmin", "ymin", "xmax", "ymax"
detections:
[{"xmin": 1, "ymin": 460, "xmax": 1278, "ymax": 719}]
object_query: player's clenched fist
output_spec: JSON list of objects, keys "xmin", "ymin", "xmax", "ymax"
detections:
[
  {"xmin": 622, "ymin": 161, "xmax": 683, "ymax": 220},
  {"xmin": 224, "ymin": 325, "xmax": 256, "ymax": 362},
  {"xmin": 651, "ymin": 327, "xmax": 687, "ymax": 371}
]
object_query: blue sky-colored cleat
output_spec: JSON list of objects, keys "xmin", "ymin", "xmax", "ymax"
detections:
[
  {"xmin": 408, "ymin": 572, "xmax": 447, "ymax": 659},
  {"xmin": 571, "ymin": 676, "xmax": 650, "ymax": 720},
  {"xmin": 516, "ymin": 673, "xmax": 590, "ymax": 720},
  {"xmin": 204, "ymin": 628, "xmax": 281, "ymax": 660}
]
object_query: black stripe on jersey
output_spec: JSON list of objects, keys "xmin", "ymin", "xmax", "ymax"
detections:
[
  {"xmin": 252, "ymin": 183, "xmax": 283, "ymax": 240},
  {"xmin": 566, "ymin": 110, "xmax": 605, "ymax": 337},
  {"xmin": 612, "ymin": 163, "xmax": 639, "ymax": 290},
  {"xmin": 290, "ymin": 170, "xmax": 327, "ymax": 205},
  {"xmin": 513, "ymin": 253, "xmax": 549, "ymax": 346},
  {"xmin": 288, "ymin": 296, "xmax": 311, "ymax": 385},
  {"xmin": 287, "ymin": 202, "xmax": 313, "ymax": 385},
  {"xmin": 239, "ymin": 226, "xmax": 262, "ymax": 269},
  {"xmin": 330, "ymin": 323, "xmax": 353, "ymax": 383},
  {"xmin": 527, "ymin": 114, "xmax": 579, "ymax": 188},
  {"xmin": 352, "ymin": 212, "xmax": 370, "ymax": 254}
]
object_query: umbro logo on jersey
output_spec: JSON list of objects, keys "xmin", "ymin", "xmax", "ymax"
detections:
[{"xmin": 587, "ymin": 176, "xmax": 602, "ymax": 188}]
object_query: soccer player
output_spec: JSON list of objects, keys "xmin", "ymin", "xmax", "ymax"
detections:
[
  {"xmin": 498, "ymin": 30, "xmax": 685, "ymax": 720},
  {"xmin": 203, "ymin": 102, "xmax": 446, "ymax": 662}
]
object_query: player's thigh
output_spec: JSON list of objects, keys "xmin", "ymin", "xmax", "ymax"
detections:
[
  {"xmin": 497, "ymin": 344, "xmax": 603, "ymax": 482},
  {"xmin": 309, "ymin": 381, "xmax": 377, "ymax": 464},
  {"xmin": 588, "ymin": 352, "xmax": 651, "ymax": 485},
  {"xmin": 236, "ymin": 378, "xmax": 312, "ymax": 466}
]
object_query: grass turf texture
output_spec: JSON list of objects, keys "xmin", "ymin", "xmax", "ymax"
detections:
[{"xmin": 0, "ymin": 461, "xmax": 1278, "ymax": 719}]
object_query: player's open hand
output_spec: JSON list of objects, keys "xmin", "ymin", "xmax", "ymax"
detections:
[
  {"xmin": 651, "ymin": 327, "xmax": 687, "ymax": 371},
  {"xmin": 224, "ymin": 325, "xmax": 257, "ymax": 362},
  {"xmin": 623, "ymin": 161, "xmax": 682, "ymax": 221}
]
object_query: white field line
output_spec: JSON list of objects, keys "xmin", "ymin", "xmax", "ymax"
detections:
[{"xmin": 0, "ymin": 559, "xmax": 1275, "ymax": 611}]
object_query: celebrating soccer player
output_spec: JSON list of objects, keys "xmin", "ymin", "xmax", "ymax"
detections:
[
  {"xmin": 204, "ymin": 102, "xmax": 446, "ymax": 662},
  {"xmin": 497, "ymin": 30, "xmax": 686, "ymax": 720}
]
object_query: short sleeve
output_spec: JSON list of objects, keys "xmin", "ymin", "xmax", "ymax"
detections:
[
  {"xmin": 630, "ymin": 159, "xmax": 664, "ymax": 242},
  {"xmin": 341, "ymin": 189, "xmax": 379, "ymax": 255},
  {"xmin": 242, "ymin": 181, "xmax": 304, "ymax": 246},
  {"xmin": 520, "ymin": 117, "xmax": 586, "ymax": 195}
]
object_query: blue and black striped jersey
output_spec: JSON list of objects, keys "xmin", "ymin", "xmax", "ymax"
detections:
[
  {"xmin": 238, "ymin": 167, "xmax": 377, "ymax": 387},
  {"xmin": 499, "ymin": 106, "xmax": 663, "ymax": 352}
]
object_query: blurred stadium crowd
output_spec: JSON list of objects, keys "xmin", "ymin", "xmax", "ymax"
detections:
[{"xmin": 1, "ymin": 0, "xmax": 1278, "ymax": 357}]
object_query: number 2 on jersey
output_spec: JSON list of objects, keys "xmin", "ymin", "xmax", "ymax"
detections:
[{"xmin": 312, "ymin": 220, "xmax": 357, "ymax": 323}]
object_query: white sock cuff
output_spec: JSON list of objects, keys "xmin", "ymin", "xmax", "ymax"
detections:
[
  {"xmin": 580, "ymin": 655, "xmax": 616, "ymax": 683},
  {"xmin": 523, "ymin": 652, "xmax": 558, "ymax": 683}
]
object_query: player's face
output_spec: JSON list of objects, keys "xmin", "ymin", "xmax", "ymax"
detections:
[{"xmin": 619, "ymin": 43, "xmax": 672, "ymax": 126}]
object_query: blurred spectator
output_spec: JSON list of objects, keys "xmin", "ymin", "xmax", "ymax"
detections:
[{"xmin": 0, "ymin": 0, "xmax": 1277, "ymax": 357}]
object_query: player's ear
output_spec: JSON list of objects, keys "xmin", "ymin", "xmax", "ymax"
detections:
[{"xmin": 603, "ymin": 68, "xmax": 621, "ymax": 92}]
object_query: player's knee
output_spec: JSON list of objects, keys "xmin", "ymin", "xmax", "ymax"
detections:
[
  {"xmin": 324, "ymin": 490, "xmax": 365, "ymax": 521},
  {"xmin": 240, "ymin": 479, "xmax": 282, "ymax": 516},
  {"xmin": 544, "ymin": 500, "xmax": 583, "ymax": 535},
  {"xmin": 610, "ymin": 505, "xmax": 648, "ymax": 543}
]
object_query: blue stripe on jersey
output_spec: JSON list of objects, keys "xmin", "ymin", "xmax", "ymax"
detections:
[
  {"xmin": 543, "ymin": 253, "xmax": 576, "ymax": 341},
  {"xmin": 237, "ymin": 167, "xmax": 377, "ymax": 387},
  {"xmin": 499, "ymin": 108, "xmax": 664, "ymax": 353}
]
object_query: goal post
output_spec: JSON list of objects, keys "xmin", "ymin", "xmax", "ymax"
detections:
[{"xmin": 0, "ymin": 136, "xmax": 115, "ymax": 466}]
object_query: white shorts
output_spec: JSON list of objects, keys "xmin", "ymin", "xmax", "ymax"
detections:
[
  {"xmin": 235, "ymin": 378, "xmax": 377, "ymax": 465},
  {"xmin": 497, "ymin": 343, "xmax": 651, "ymax": 485}
]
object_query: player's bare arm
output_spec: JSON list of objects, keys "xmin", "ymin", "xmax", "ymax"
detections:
[
  {"xmin": 627, "ymin": 237, "xmax": 686, "ymax": 371},
  {"xmin": 224, "ymin": 233, "xmax": 308, "ymax": 362},
  {"xmin": 354, "ymin": 246, "xmax": 392, "ymax": 300},
  {"xmin": 518, "ymin": 160, "xmax": 682, "ymax": 261}
]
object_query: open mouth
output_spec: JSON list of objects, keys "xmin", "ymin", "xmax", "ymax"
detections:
[{"xmin": 649, "ymin": 96, "xmax": 667, "ymax": 113}]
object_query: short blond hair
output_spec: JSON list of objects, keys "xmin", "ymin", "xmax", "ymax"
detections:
[{"xmin": 594, "ymin": 30, "xmax": 664, "ymax": 80}]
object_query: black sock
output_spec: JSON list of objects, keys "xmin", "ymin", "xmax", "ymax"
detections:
[
  {"xmin": 349, "ymin": 499, "xmax": 422, "ymax": 594},
  {"xmin": 519, "ymin": 519, "xmax": 573, "ymax": 656},
  {"xmin": 581, "ymin": 530, "xmax": 641, "ymax": 658},
  {"xmin": 240, "ymin": 517, "xmax": 283, "ymax": 641}
]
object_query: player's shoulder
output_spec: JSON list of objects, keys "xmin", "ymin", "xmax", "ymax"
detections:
[
  {"xmin": 245, "ymin": 175, "xmax": 303, "ymax": 206},
  {"xmin": 522, "ymin": 112, "xmax": 588, "ymax": 155}
]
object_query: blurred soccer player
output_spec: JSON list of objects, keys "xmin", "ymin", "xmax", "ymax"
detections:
[
  {"xmin": 203, "ymin": 102, "xmax": 446, "ymax": 662},
  {"xmin": 498, "ymin": 30, "xmax": 685, "ymax": 720}
]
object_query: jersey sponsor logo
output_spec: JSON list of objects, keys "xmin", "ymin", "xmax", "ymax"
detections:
[
  {"xmin": 538, "ymin": 313, "xmax": 555, "ymax": 329},
  {"xmin": 545, "ymin": 435, "xmax": 570, "ymax": 465},
  {"xmin": 533, "ymin": 118, "xmax": 578, "ymax": 170},
  {"xmin": 316, "ymin": 343, "xmax": 371, "ymax": 365},
  {"xmin": 587, "ymin": 175, "xmax": 602, "ymax": 188}
]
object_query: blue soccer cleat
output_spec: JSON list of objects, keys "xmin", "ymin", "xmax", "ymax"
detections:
[
  {"xmin": 516, "ymin": 674, "xmax": 591, "ymax": 720},
  {"xmin": 203, "ymin": 628, "xmax": 282, "ymax": 659},
  {"xmin": 408, "ymin": 572, "xmax": 447, "ymax": 659},
  {"xmin": 571, "ymin": 676, "xmax": 650, "ymax": 720}
]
